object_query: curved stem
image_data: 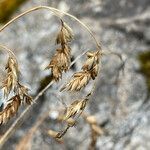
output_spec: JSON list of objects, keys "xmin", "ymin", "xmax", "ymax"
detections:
[
  {"xmin": 0, "ymin": 6, "xmax": 101, "ymax": 50},
  {"xmin": 0, "ymin": 44, "xmax": 17, "ymax": 60}
]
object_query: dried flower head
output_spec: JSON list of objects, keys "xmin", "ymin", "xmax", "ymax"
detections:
[
  {"xmin": 64, "ymin": 99, "xmax": 87, "ymax": 120},
  {"xmin": 46, "ymin": 20, "xmax": 73, "ymax": 82},
  {"xmin": 17, "ymin": 83, "xmax": 33, "ymax": 105},
  {"xmin": 61, "ymin": 71, "xmax": 91, "ymax": 91},
  {"xmin": 2, "ymin": 56, "xmax": 19, "ymax": 97},
  {"xmin": 82, "ymin": 50, "xmax": 100, "ymax": 79},
  {"xmin": 0, "ymin": 95, "xmax": 21, "ymax": 124},
  {"xmin": 56, "ymin": 21, "xmax": 73, "ymax": 45},
  {"xmin": 61, "ymin": 50, "xmax": 100, "ymax": 92},
  {"xmin": 46, "ymin": 46, "xmax": 71, "ymax": 81},
  {"xmin": 82, "ymin": 51, "xmax": 99, "ymax": 70}
]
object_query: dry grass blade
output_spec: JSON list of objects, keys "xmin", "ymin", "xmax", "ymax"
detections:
[{"xmin": 0, "ymin": 95, "xmax": 21, "ymax": 124}]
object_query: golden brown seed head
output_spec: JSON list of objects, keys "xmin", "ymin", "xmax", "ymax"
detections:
[
  {"xmin": 0, "ymin": 95, "xmax": 21, "ymax": 124},
  {"xmin": 56, "ymin": 21, "xmax": 74, "ymax": 45},
  {"xmin": 17, "ymin": 83, "xmax": 33, "ymax": 105},
  {"xmin": 60, "ymin": 71, "xmax": 91, "ymax": 91},
  {"xmin": 2, "ymin": 56, "xmax": 19, "ymax": 97},
  {"xmin": 46, "ymin": 47, "xmax": 71, "ymax": 81},
  {"xmin": 64, "ymin": 99, "xmax": 87, "ymax": 120},
  {"xmin": 82, "ymin": 50, "xmax": 100, "ymax": 71}
]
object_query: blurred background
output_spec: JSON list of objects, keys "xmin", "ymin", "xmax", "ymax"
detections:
[{"xmin": 0, "ymin": 0, "xmax": 150, "ymax": 150}]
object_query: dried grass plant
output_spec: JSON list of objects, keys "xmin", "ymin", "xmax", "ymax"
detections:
[
  {"xmin": 0, "ymin": 5, "xmax": 123, "ymax": 149},
  {"xmin": 0, "ymin": 45, "xmax": 32, "ymax": 125}
]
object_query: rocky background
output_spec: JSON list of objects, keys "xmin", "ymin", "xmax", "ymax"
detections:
[{"xmin": 0, "ymin": 0, "xmax": 150, "ymax": 150}]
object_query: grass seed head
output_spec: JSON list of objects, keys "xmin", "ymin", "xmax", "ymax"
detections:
[
  {"xmin": 64, "ymin": 99, "xmax": 87, "ymax": 120},
  {"xmin": 56, "ymin": 21, "xmax": 74, "ymax": 45},
  {"xmin": 0, "ymin": 95, "xmax": 21, "ymax": 124},
  {"xmin": 46, "ymin": 47, "xmax": 71, "ymax": 81},
  {"xmin": 60, "ymin": 50, "xmax": 100, "ymax": 92},
  {"xmin": 17, "ymin": 83, "xmax": 33, "ymax": 105},
  {"xmin": 2, "ymin": 56, "xmax": 19, "ymax": 97},
  {"xmin": 60, "ymin": 71, "xmax": 91, "ymax": 91},
  {"xmin": 82, "ymin": 51, "xmax": 100, "ymax": 71}
]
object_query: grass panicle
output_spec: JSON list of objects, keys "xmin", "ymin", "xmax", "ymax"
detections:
[
  {"xmin": 46, "ymin": 21, "xmax": 73, "ymax": 81},
  {"xmin": 0, "ymin": 5, "xmax": 118, "ymax": 148}
]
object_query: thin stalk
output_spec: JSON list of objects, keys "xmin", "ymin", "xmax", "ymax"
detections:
[{"xmin": 0, "ymin": 44, "xmax": 17, "ymax": 60}]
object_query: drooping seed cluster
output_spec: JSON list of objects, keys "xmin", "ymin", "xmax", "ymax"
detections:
[
  {"xmin": 46, "ymin": 20, "xmax": 73, "ymax": 81},
  {"xmin": 61, "ymin": 50, "xmax": 100, "ymax": 91},
  {"xmin": 0, "ymin": 55, "xmax": 32, "ymax": 124},
  {"xmin": 64, "ymin": 98, "xmax": 88, "ymax": 120}
]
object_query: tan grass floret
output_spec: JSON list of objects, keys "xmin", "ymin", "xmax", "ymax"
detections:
[
  {"xmin": 17, "ymin": 83, "xmax": 33, "ymax": 105},
  {"xmin": 46, "ymin": 21, "xmax": 73, "ymax": 81},
  {"xmin": 2, "ymin": 56, "xmax": 19, "ymax": 98},
  {"xmin": 64, "ymin": 98, "xmax": 88, "ymax": 120},
  {"xmin": 56, "ymin": 21, "xmax": 73, "ymax": 45},
  {"xmin": 45, "ymin": 46, "xmax": 71, "ymax": 81},
  {"xmin": 60, "ymin": 71, "xmax": 91, "ymax": 91},
  {"xmin": 61, "ymin": 50, "xmax": 100, "ymax": 91},
  {"xmin": 0, "ymin": 95, "xmax": 21, "ymax": 124}
]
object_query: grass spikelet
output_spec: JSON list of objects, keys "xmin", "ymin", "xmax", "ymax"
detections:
[
  {"xmin": 82, "ymin": 51, "xmax": 100, "ymax": 80},
  {"xmin": 60, "ymin": 71, "xmax": 91, "ymax": 91},
  {"xmin": 64, "ymin": 99, "xmax": 87, "ymax": 120},
  {"xmin": 56, "ymin": 20, "xmax": 74, "ymax": 45},
  {"xmin": 61, "ymin": 50, "xmax": 101, "ymax": 92},
  {"xmin": 46, "ymin": 20, "xmax": 73, "ymax": 81},
  {"xmin": 0, "ymin": 95, "xmax": 21, "ymax": 124},
  {"xmin": 45, "ymin": 47, "xmax": 71, "ymax": 81},
  {"xmin": 17, "ymin": 83, "xmax": 33, "ymax": 105},
  {"xmin": 2, "ymin": 56, "xmax": 19, "ymax": 97}
]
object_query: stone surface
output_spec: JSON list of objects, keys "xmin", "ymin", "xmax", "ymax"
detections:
[{"xmin": 0, "ymin": 0, "xmax": 150, "ymax": 150}]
